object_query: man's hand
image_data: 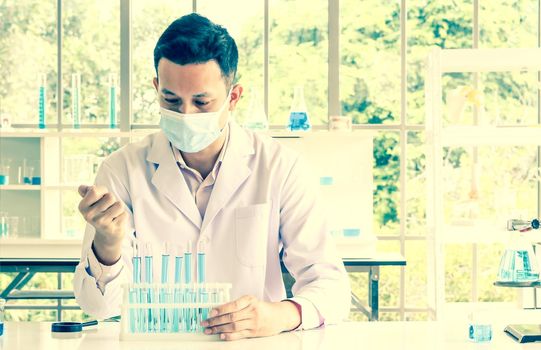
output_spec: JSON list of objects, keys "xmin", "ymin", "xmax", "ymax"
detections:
[
  {"xmin": 201, "ymin": 295, "xmax": 301, "ymax": 341},
  {"xmin": 78, "ymin": 185, "xmax": 128, "ymax": 265}
]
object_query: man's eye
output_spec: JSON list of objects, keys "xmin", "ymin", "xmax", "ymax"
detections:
[
  {"xmin": 164, "ymin": 98, "xmax": 179, "ymax": 104},
  {"xmin": 195, "ymin": 100, "xmax": 209, "ymax": 106}
]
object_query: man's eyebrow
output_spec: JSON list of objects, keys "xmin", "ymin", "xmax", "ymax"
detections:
[
  {"xmin": 161, "ymin": 88, "xmax": 177, "ymax": 96},
  {"xmin": 160, "ymin": 89, "xmax": 210, "ymax": 98}
]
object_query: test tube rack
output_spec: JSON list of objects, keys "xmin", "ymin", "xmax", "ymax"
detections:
[{"xmin": 120, "ymin": 282, "xmax": 231, "ymax": 341}]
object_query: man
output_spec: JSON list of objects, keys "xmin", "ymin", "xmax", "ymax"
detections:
[{"xmin": 73, "ymin": 13, "xmax": 350, "ymax": 341}]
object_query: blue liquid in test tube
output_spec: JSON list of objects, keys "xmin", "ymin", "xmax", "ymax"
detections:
[
  {"xmin": 130, "ymin": 240, "xmax": 141, "ymax": 333},
  {"xmin": 173, "ymin": 246, "xmax": 183, "ymax": 332},
  {"xmin": 197, "ymin": 240, "xmax": 208, "ymax": 331},
  {"xmin": 184, "ymin": 241, "xmax": 193, "ymax": 332},
  {"xmin": 145, "ymin": 243, "xmax": 157, "ymax": 332},
  {"xmin": 160, "ymin": 243, "xmax": 170, "ymax": 332}
]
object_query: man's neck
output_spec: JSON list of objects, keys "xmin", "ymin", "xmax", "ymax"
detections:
[{"xmin": 181, "ymin": 128, "xmax": 227, "ymax": 179}]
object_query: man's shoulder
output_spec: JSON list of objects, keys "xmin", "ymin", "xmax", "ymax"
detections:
[
  {"xmin": 101, "ymin": 131, "xmax": 163, "ymax": 168},
  {"xmin": 239, "ymin": 126, "xmax": 299, "ymax": 165}
]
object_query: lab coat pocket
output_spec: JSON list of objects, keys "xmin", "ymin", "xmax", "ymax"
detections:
[{"xmin": 234, "ymin": 202, "xmax": 271, "ymax": 268}]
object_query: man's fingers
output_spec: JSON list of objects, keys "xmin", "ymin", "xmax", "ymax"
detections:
[
  {"xmin": 90, "ymin": 202, "xmax": 125, "ymax": 226},
  {"xmin": 85, "ymin": 194, "xmax": 117, "ymax": 218},
  {"xmin": 79, "ymin": 185, "xmax": 109, "ymax": 210},
  {"xmin": 209, "ymin": 295, "xmax": 255, "ymax": 318},
  {"xmin": 205, "ymin": 319, "xmax": 253, "ymax": 335},
  {"xmin": 78, "ymin": 185, "xmax": 91, "ymax": 197},
  {"xmin": 203, "ymin": 307, "xmax": 252, "ymax": 328},
  {"xmin": 220, "ymin": 329, "xmax": 254, "ymax": 341}
]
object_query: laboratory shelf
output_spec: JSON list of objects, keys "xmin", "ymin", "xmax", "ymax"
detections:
[
  {"xmin": 0, "ymin": 238, "xmax": 81, "ymax": 245},
  {"xmin": 440, "ymin": 126, "xmax": 541, "ymax": 147},
  {"xmin": 494, "ymin": 281, "xmax": 541, "ymax": 288},
  {"xmin": 42, "ymin": 185, "xmax": 81, "ymax": 190},
  {"xmin": 0, "ymin": 130, "xmax": 133, "ymax": 138},
  {"xmin": 0, "ymin": 238, "xmax": 82, "ymax": 259},
  {"xmin": 0, "ymin": 185, "xmax": 41, "ymax": 191}
]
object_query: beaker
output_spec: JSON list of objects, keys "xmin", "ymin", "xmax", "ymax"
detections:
[{"xmin": 497, "ymin": 232, "xmax": 540, "ymax": 283}]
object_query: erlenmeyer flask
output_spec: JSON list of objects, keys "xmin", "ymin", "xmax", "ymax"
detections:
[
  {"xmin": 243, "ymin": 87, "xmax": 268, "ymax": 131},
  {"xmin": 497, "ymin": 232, "xmax": 540, "ymax": 283},
  {"xmin": 288, "ymin": 85, "xmax": 311, "ymax": 131}
]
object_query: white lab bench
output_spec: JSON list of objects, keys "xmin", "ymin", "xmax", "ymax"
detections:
[{"xmin": 1, "ymin": 318, "xmax": 540, "ymax": 350}]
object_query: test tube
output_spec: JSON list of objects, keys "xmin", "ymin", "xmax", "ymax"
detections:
[
  {"xmin": 197, "ymin": 239, "xmax": 206, "ymax": 284},
  {"xmin": 184, "ymin": 241, "xmax": 193, "ymax": 332},
  {"xmin": 160, "ymin": 242, "xmax": 171, "ymax": 332},
  {"xmin": 184, "ymin": 240, "xmax": 192, "ymax": 284},
  {"xmin": 174, "ymin": 244, "xmax": 183, "ymax": 284},
  {"xmin": 144, "ymin": 242, "xmax": 157, "ymax": 332},
  {"xmin": 172, "ymin": 245, "xmax": 183, "ymax": 332},
  {"xmin": 130, "ymin": 240, "xmax": 141, "ymax": 333},
  {"xmin": 197, "ymin": 240, "xmax": 208, "ymax": 330}
]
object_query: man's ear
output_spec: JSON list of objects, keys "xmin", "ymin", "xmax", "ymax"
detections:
[
  {"xmin": 229, "ymin": 84, "xmax": 243, "ymax": 110},
  {"xmin": 153, "ymin": 77, "xmax": 159, "ymax": 92}
]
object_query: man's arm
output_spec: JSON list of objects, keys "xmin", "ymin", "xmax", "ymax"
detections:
[
  {"xmin": 202, "ymin": 156, "xmax": 351, "ymax": 340},
  {"xmin": 73, "ymin": 161, "xmax": 135, "ymax": 319},
  {"xmin": 278, "ymin": 156, "xmax": 351, "ymax": 328}
]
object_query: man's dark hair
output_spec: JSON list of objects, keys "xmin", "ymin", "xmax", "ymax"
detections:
[{"xmin": 153, "ymin": 13, "xmax": 238, "ymax": 87}]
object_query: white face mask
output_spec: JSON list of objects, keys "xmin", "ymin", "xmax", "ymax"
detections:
[{"xmin": 159, "ymin": 90, "xmax": 232, "ymax": 153}]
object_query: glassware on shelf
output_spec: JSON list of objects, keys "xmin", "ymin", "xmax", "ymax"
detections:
[
  {"xmin": 0, "ymin": 162, "xmax": 10, "ymax": 185},
  {"xmin": 21, "ymin": 159, "xmax": 35, "ymax": 185},
  {"xmin": 38, "ymin": 73, "xmax": 47, "ymax": 129},
  {"xmin": 6, "ymin": 217, "xmax": 19, "ymax": 238},
  {"xmin": 20, "ymin": 216, "xmax": 40, "ymax": 237},
  {"xmin": 288, "ymin": 85, "xmax": 311, "ymax": 131},
  {"xmin": 0, "ymin": 213, "xmax": 8, "ymax": 238},
  {"xmin": 63, "ymin": 155, "xmax": 96, "ymax": 184},
  {"xmin": 242, "ymin": 87, "xmax": 268, "ymax": 131},
  {"xmin": 329, "ymin": 115, "xmax": 352, "ymax": 131},
  {"xmin": 71, "ymin": 73, "xmax": 81, "ymax": 129},
  {"xmin": 497, "ymin": 232, "xmax": 540, "ymax": 283},
  {"xmin": 109, "ymin": 74, "xmax": 117, "ymax": 129}
]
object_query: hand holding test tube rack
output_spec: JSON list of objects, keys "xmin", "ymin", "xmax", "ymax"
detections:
[{"xmin": 120, "ymin": 239, "xmax": 231, "ymax": 341}]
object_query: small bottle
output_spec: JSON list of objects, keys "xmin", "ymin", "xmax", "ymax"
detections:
[
  {"xmin": 71, "ymin": 73, "xmax": 81, "ymax": 129},
  {"xmin": 288, "ymin": 85, "xmax": 311, "ymax": 131},
  {"xmin": 38, "ymin": 74, "xmax": 46, "ymax": 129},
  {"xmin": 108, "ymin": 74, "xmax": 117, "ymax": 129}
]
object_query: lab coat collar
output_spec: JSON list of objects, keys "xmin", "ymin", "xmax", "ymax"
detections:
[
  {"xmin": 201, "ymin": 121, "xmax": 254, "ymax": 234},
  {"xmin": 146, "ymin": 121, "xmax": 254, "ymax": 231}
]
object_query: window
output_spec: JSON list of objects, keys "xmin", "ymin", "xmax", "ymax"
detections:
[{"xmin": 1, "ymin": 0, "xmax": 540, "ymax": 322}]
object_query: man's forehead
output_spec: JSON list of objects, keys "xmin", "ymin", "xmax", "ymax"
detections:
[{"xmin": 157, "ymin": 59, "xmax": 226, "ymax": 96}]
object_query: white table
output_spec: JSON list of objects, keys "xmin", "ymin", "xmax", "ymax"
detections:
[{"xmin": 1, "ymin": 319, "xmax": 540, "ymax": 350}]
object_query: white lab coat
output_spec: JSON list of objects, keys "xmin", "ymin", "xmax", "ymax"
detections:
[{"xmin": 73, "ymin": 121, "xmax": 351, "ymax": 326}]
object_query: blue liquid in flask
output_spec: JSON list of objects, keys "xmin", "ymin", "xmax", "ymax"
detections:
[{"xmin": 288, "ymin": 111, "xmax": 311, "ymax": 131}]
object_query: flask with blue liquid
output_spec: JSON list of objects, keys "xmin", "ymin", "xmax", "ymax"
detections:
[
  {"xmin": 497, "ymin": 230, "xmax": 540, "ymax": 283},
  {"xmin": 288, "ymin": 85, "xmax": 311, "ymax": 131}
]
